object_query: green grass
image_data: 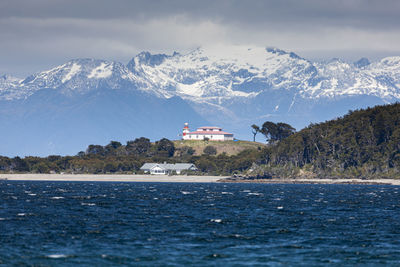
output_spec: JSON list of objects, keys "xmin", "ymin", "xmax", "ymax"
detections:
[{"xmin": 173, "ymin": 139, "xmax": 265, "ymax": 156}]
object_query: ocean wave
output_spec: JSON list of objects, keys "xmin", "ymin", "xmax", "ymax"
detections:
[
  {"xmin": 46, "ymin": 254, "xmax": 69, "ymax": 259},
  {"xmin": 51, "ymin": 196, "xmax": 64, "ymax": 199},
  {"xmin": 81, "ymin": 203, "xmax": 96, "ymax": 206},
  {"xmin": 247, "ymin": 192, "xmax": 263, "ymax": 196}
]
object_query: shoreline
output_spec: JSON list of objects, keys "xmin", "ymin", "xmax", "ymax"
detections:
[
  {"xmin": 0, "ymin": 173, "xmax": 225, "ymax": 183},
  {"xmin": 220, "ymin": 178, "xmax": 400, "ymax": 185},
  {"xmin": 1, "ymin": 174, "xmax": 399, "ymax": 185}
]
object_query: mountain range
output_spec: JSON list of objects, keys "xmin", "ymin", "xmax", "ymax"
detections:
[{"xmin": 1, "ymin": 45, "xmax": 399, "ymax": 156}]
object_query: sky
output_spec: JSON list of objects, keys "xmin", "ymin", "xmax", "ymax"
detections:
[{"xmin": 1, "ymin": 0, "xmax": 400, "ymax": 77}]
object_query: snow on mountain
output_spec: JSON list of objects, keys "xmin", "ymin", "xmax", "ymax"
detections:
[
  {"xmin": 0, "ymin": 74, "xmax": 24, "ymax": 100},
  {"xmin": 1, "ymin": 45, "xmax": 400, "ymax": 156},
  {"xmin": 61, "ymin": 63, "xmax": 81, "ymax": 83},
  {"xmin": 127, "ymin": 46, "xmax": 316, "ymax": 103},
  {"xmin": 0, "ymin": 74, "xmax": 21, "ymax": 84},
  {"xmin": 1, "ymin": 45, "xmax": 399, "ymax": 104},
  {"xmin": 368, "ymin": 56, "xmax": 400, "ymax": 90},
  {"xmin": 0, "ymin": 59, "xmax": 137, "ymax": 100},
  {"xmin": 125, "ymin": 46, "xmax": 400, "ymax": 108},
  {"xmin": 302, "ymin": 57, "xmax": 400, "ymax": 100},
  {"xmin": 354, "ymin": 57, "xmax": 370, "ymax": 68}
]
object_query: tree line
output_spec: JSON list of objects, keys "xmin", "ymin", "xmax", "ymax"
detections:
[
  {"xmin": 0, "ymin": 137, "xmax": 261, "ymax": 175},
  {"xmin": 252, "ymin": 103, "xmax": 400, "ymax": 179}
]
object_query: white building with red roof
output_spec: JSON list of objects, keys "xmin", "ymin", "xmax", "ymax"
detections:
[{"xmin": 182, "ymin": 123, "xmax": 234, "ymax": 141}]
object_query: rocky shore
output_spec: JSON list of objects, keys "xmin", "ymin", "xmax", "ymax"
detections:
[{"xmin": 219, "ymin": 175, "xmax": 400, "ymax": 185}]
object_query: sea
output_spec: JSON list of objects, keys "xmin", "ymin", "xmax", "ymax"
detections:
[{"xmin": 1, "ymin": 181, "xmax": 400, "ymax": 266}]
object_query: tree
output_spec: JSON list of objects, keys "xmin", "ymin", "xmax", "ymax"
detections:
[
  {"xmin": 261, "ymin": 121, "xmax": 296, "ymax": 143},
  {"xmin": 11, "ymin": 156, "xmax": 30, "ymax": 172},
  {"xmin": 0, "ymin": 157, "xmax": 11, "ymax": 171},
  {"xmin": 126, "ymin": 137, "xmax": 151, "ymax": 155},
  {"xmin": 177, "ymin": 146, "xmax": 195, "ymax": 157},
  {"xmin": 47, "ymin": 155, "xmax": 61, "ymax": 162},
  {"xmin": 105, "ymin": 141, "xmax": 122, "ymax": 155},
  {"xmin": 107, "ymin": 141, "xmax": 122, "ymax": 150},
  {"xmin": 276, "ymin": 123, "xmax": 296, "ymax": 140},
  {"xmin": 104, "ymin": 162, "xmax": 118, "ymax": 173},
  {"xmin": 203, "ymin": 145, "xmax": 217, "ymax": 156},
  {"xmin": 261, "ymin": 121, "xmax": 278, "ymax": 143},
  {"xmin": 32, "ymin": 162, "xmax": 49, "ymax": 173},
  {"xmin": 251, "ymin": 124, "xmax": 260, "ymax": 142},
  {"xmin": 86, "ymin": 145, "xmax": 105, "ymax": 156},
  {"xmin": 155, "ymin": 138, "xmax": 175, "ymax": 157},
  {"xmin": 195, "ymin": 157, "xmax": 217, "ymax": 173}
]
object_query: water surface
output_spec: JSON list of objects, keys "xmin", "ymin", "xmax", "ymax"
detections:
[{"xmin": 1, "ymin": 181, "xmax": 400, "ymax": 265}]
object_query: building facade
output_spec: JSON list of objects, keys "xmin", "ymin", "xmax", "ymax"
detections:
[
  {"xmin": 182, "ymin": 123, "xmax": 234, "ymax": 141},
  {"xmin": 140, "ymin": 163, "xmax": 197, "ymax": 175}
]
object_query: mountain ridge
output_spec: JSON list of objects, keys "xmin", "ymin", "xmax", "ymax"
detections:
[
  {"xmin": 2, "ymin": 46, "xmax": 400, "ymax": 102},
  {"xmin": 0, "ymin": 45, "xmax": 399, "ymax": 156}
]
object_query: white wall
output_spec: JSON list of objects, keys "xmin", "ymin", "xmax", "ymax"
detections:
[
  {"xmin": 183, "ymin": 134, "xmax": 231, "ymax": 141},
  {"xmin": 224, "ymin": 135, "xmax": 234, "ymax": 141},
  {"xmin": 150, "ymin": 166, "xmax": 166, "ymax": 175}
]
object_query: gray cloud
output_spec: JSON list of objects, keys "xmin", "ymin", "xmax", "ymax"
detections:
[
  {"xmin": 1, "ymin": 0, "xmax": 400, "ymax": 76},
  {"xmin": 2, "ymin": 0, "xmax": 400, "ymax": 29}
]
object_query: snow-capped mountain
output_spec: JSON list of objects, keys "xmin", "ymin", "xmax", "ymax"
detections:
[
  {"xmin": 303, "ymin": 57, "xmax": 400, "ymax": 99},
  {"xmin": 0, "ymin": 74, "xmax": 24, "ymax": 100},
  {"xmin": 0, "ymin": 45, "xmax": 399, "ymax": 156},
  {"xmin": 2, "ymin": 46, "xmax": 399, "ymax": 103},
  {"xmin": 126, "ymin": 45, "xmax": 400, "ymax": 101},
  {"xmin": 127, "ymin": 46, "xmax": 315, "ymax": 100},
  {"xmin": 1, "ymin": 59, "xmax": 138, "ymax": 99}
]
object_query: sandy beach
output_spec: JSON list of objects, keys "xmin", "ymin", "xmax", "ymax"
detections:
[
  {"xmin": 1, "ymin": 174, "xmax": 400, "ymax": 185},
  {"xmin": 0, "ymin": 173, "xmax": 225, "ymax": 183}
]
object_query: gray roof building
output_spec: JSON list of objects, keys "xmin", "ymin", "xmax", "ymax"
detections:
[{"xmin": 140, "ymin": 163, "xmax": 197, "ymax": 175}]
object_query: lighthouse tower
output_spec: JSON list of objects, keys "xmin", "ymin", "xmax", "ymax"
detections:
[{"xmin": 182, "ymin": 123, "xmax": 190, "ymax": 139}]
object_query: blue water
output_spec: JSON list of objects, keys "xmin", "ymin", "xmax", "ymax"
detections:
[{"xmin": 1, "ymin": 181, "xmax": 400, "ymax": 266}]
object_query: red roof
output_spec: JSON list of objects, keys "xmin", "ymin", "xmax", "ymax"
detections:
[{"xmin": 187, "ymin": 131, "xmax": 233, "ymax": 136}]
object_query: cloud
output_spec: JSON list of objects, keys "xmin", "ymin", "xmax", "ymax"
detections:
[
  {"xmin": 0, "ymin": 0, "xmax": 400, "ymax": 76},
  {"xmin": 2, "ymin": 0, "xmax": 400, "ymax": 29}
]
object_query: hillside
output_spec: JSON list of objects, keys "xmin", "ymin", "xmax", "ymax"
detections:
[
  {"xmin": 0, "ymin": 137, "xmax": 263, "ymax": 175},
  {"xmin": 173, "ymin": 140, "xmax": 265, "ymax": 156},
  {"xmin": 250, "ymin": 103, "xmax": 400, "ymax": 179}
]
